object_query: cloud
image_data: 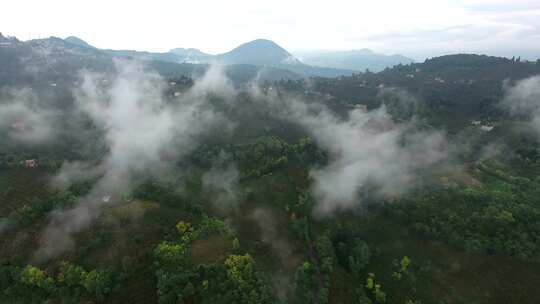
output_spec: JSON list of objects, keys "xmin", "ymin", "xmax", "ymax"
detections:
[
  {"xmin": 250, "ymin": 88, "xmax": 447, "ymax": 216},
  {"xmin": 304, "ymin": 107, "xmax": 446, "ymax": 216},
  {"xmin": 49, "ymin": 161, "xmax": 103, "ymax": 190},
  {"xmin": 460, "ymin": 0, "xmax": 540, "ymax": 12},
  {"xmin": 363, "ymin": 23, "xmax": 539, "ymax": 54},
  {"xmin": 248, "ymin": 208, "xmax": 296, "ymax": 301},
  {"xmin": 37, "ymin": 60, "xmax": 235, "ymax": 259},
  {"xmin": 502, "ymin": 75, "xmax": 540, "ymax": 135},
  {"xmin": 202, "ymin": 151, "xmax": 240, "ymax": 213},
  {"xmin": 0, "ymin": 88, "xmax": 56, "ymax": 144}
]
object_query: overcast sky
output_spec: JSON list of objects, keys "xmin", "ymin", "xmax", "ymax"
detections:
[{"xmin": 1, "ymin": 0, "xmax": 539, "ymax": 60}]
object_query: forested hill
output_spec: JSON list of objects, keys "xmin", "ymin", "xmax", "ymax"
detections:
[{"xmin": 304, "ymin": 54, "xmax": 540, "ymax": 130}]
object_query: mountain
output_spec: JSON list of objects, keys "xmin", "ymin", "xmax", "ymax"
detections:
[
  {"xmin": 0, "ymin": 35, "xmax": 304, "ymax": 87},
  {"xmin": 64, "ymin": 36, "xmax": 94, "ymax": 48},
  {"xmin": 213, "ymin": 39, "xmax": 354, "ymax": 77},
  {"xmin": 0, "ymin": 34, "xmax": 356, "ymax": 86},
  {"xmin": 0, "ymin": 33, "xmax": 19, "ymax": 45},
  {"xmin": 103, "ymin": 49, "xmax": 184, "ymax": 64},
  {"xmin": 0, "ymin": 33, "xmax": 9, "ymax": 43},
  {"xmin": 216, "ymin": 39, "xmax": 301, "ymax": 65},
  {"xmin": 296, "ymin": 48, "xmax": 414, "ymax": 72},
  {"xmin": 169, "ymin": 48, "xmax": 212, "ymax": 63},
  {"xmin": 97, "ymin": 37, "xmax": 355, "ymax": 77}
]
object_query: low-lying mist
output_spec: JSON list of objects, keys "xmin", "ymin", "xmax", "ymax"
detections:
[
  {"xmin": 37, "ymin": 61, "xmax": 236, "ymax": 259},
  {"xmin": 0, "ymin": 59, "xmax": 456, "ymax": 257},
  {"xmin": 503, "ymin": 75, "xmax": 540, "ymax": 136},
  {"xmin": 0, "ymin": 88, "xmax": 57, "ymax": 144},
  {"xmin": 250, "ymin": 85, "xmax": 448, "ymax": 216}
]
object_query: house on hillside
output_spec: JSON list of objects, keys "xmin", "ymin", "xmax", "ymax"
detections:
[
  {"xmin": 11, "ymin": 121, "xmax": 26, "ymax": 130},
  {"xmin": 23, "ymin": 159, "xmax": 38, "ymax": 168},
  {"xmin": 480, "ymin": 125, "xmax": 494, "ymax": 132},
  {"xmin": 435, "ymin": 77, "xmax": 445, "ymax": 83},
  {"xmin": 354, "ymin": 104, "xmax": 368, "ymax": 112}
]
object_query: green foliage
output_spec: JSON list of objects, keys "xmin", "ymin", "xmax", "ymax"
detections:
[
  {"xmin": 392, "ymin": 256, "xmax": 411, "ymax": 280},
  {"xmin": 196, "ymin": 215, "xmax": 233, "ymax": 239},
  {"xmin": 316, "ymin": 232, "xmax": 335, "ymax": 274},
  {"xmin": 365, "ymin": 273, "xmax": 386, "ymax": 303},
  {"xmin": 0, "ymin": 262, "xmax": 113, "ymax": 303},
  {"xmin": 294, "ymin": 261, "xmax": 316, "ymax": 304},
  {"xmin": 220, "ymin": 254, "xmax": 274, "ymax": 303},
  {"xmin": 393, "ymin": 161, "xmax": 540, "ymax": 260},
  {"xmin": 81, "ymin": 269, "xmax": 114, "ymax": 300},
  {"xmin": 154, "ymin": 242, "xmax": 193, "ymax": 304},
  {"xmin": 348, "ymin": 240, "xmax": 372, "ymax": 277},
  {"xmin": 57, "ymin": 262, "xmax": 114, "ymax": 301},
  {"xmin": 58, "ymin": 261, "xmax": 85, "ymax": 291},
  {"xmin": 153, "ymin": 220, "xmax": 274, "ymax": 304},
  {"xmin": 176, "ymin": 221, "xmax": 194, "ymax": 242},
  {"xmin": 224, "ymin": 254, "xmax": 255, "ymax": 285},
  {"xmin": 20, "ymin": 265, "xmax": 56, "ymax": 292}
]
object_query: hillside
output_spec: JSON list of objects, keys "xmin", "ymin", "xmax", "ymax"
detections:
[{"xmin": 308, "ymin": 54, "xmax": 540, "ymax": 129}]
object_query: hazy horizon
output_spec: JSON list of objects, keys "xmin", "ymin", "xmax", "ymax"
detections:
[{"xmin": 2, "ymin": 0, "xmax": 539, "ymax": 61}]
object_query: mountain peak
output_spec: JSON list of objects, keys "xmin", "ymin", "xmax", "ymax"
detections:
[
  {"xmin": 218, "ymin": 39, "xmax": 301, "ymax": 65},
  {"xmin": 64, "ymin": 36, "xmax": 94, "ymax": 48},
  {"xmin": 243, "ymin": 39, "xmax": 282, "ymax": 47},
  {"xmin": 169, "ymin": 47, "xmax": 207, "ymax": 56},
  {"xmin": 0, "ymin": 33, "xmax": 20, "ymax": 44}
]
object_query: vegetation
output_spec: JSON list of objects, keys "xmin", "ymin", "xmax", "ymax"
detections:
[{"xmin": 2, "ymin": 53, "xmax": 540, "ymax": 303}]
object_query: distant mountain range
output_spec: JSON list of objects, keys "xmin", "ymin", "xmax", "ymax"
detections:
[
  {"xmin": 295, "ymin": 49, "xmax": 414, "ymax": 72},
  {"xmin": 0, "ymin": 34, "xmax": 305, "ymax": 87},
  {"xmin": 95, "ymin": 38, "xmax": 358, "ymax": 78},
  {"xmin": 0, "ymin": 33, "xmax": 415, "ymax": 84}
]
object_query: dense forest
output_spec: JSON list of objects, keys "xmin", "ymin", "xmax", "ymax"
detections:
[{"xmin": 2, "ymin": 47, "xmax": 540, "ymax": 304}]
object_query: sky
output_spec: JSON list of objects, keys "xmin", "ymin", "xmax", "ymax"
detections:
[{"xmin": 1, "ymin": 0, "xmax": 539, "ymax": 60}]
